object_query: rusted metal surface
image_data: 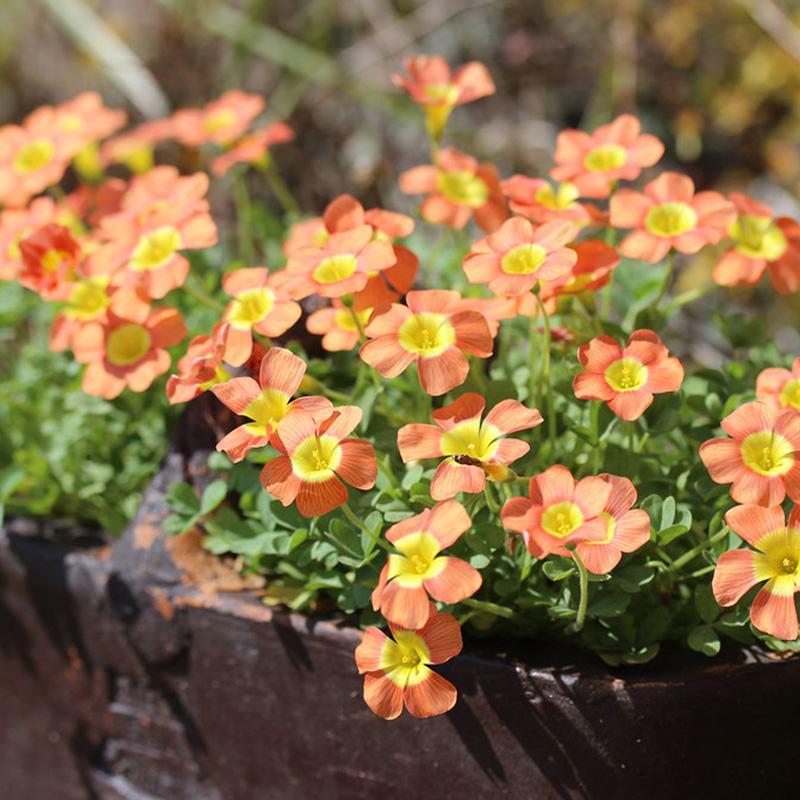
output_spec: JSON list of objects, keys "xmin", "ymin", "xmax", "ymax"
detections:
[{"xmin": 1, "ymin": 452, "xmax": 799, "ymax": 799}]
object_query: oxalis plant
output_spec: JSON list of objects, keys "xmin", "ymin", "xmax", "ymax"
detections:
[{"xmin": 3, "ymin": 56, "xmax": 800, "ymax": 721}]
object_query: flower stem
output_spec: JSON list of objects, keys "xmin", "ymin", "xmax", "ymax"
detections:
[
  {"xmin": 572, "ymin": 550, "xmax": 590, "ymax": 632},
  {"xmin": 484, "ymin": 483, "xmax": 499, "ymax": 514},
  {"xmin": 233, "ymin": 173, "xmax": 256, "ymax": 264},
  {"xmin": 462, "ymin": 597, "xmax": 521, "ymax": 622},
  {"xmin": 534, "ymin": 293, "xmax": 556, "ymax": 449},
  {"xmin": 341, "ymin": 502, "xmax": 393, "ymax": 554},
  {"xmin": 261, "ymin": 161, "xmax": 300, "ymax": 217},
  {"xmin": 670, "ymin": 526, "xmax": 730, "ymax": 572},
  {"xmin": 655, "ymin": 250, "xmax": 675, "ymax": 306},
  {"xmin": 183, "ymin": 276, "xmax": 226, "ymax": 314}
]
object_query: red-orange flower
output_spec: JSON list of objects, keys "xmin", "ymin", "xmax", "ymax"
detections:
[
  {"xmin": 72, "ymin": 304, "xmax": 186, "ymax": 399},
  {"xmin": 371, "ymin": 500, "xmax": 481, "ymax": 629},
  {"xmin": 573, "ymin": 330, "xmax": 684, "ymax": 421},
  {"xmin": 713, "ymin": 503, "xmax": 800, "ymax": 640},
  {"xmin": 757, "ymin": 359, "xmax": 800, "ymax": 415},
  {"xmin": 550, "ymin": 114, "xmax": 664, "ymax": 199},
  {"xmin": 0, "ymin": 197, "xmax": 58, "ymax": 280},
  {"xmin": 17, "ymin": 223, "xmax": 82, "ymax": 299},
  {"xmin": 211, "ymin": 347, "xmax": 332, "ymax": 462},
  {"xmin": 400, "ymin": 147, "xmax": 508, "ymax": 233},
  {"xmin": 501, "ymin": 465, "xmax": 612, "ymax": 558},
  {"xmin": 502, "ymin": 176, "xmax": 592, "ymax": 226},
  {"xmin": 166, "ymin": 323, "xmax": 234, "ymax": 405},
  {"xmin": 463, "ymin": 217, "xmax": 578, "ymax": 295},
  {"xmin": 211, "ymin": 122, "xmax": 295, "ymax": 176},
  {"xmin": 699, "ymin": 401, "xmax": 800, "ymax": 507},
  {"xmin": 574, "ymin": 475, "xmax": 651, "ymax": 574},
  {"xmin": 306, "ymin": 301, "xmax": 374, "ymax": 352},
  {"xmin": 221, "ymin": 267, "xmax": 302, "ymax": 366},
  {"xmin": 355, "ymin": 608, "xmax": 461, "ymax": 720},
  {"xmin": 539, "ymin": 240, "xmax": 621, "ymax": 307},
  {"xmin": 89, "ymin": 167, "xmax": 217, "ymax": 299},
  {"xmin": 260, "ymin": 406, "xmax": 377, "ymax": 517},
  {"xmin": 360, "ymin": 290, "xmax": 493, "ymax": 396},
  {"xmin": 712, "ymin": 193, "xmax": 800, "ymax": 295},
  {"xmin": 397, "ymin": 392, "xmax": 542, "ymax": 500},
  {"xmin": 610, "ymin": 172, "xmax": 735, "ymax": 263},
  {"xmin": 392, "ymin": 55, "xmax": 495, "ymax": 140},
  {"xmin": 171, "ymin": 90, "xmax": 265, "ymax": 147}
]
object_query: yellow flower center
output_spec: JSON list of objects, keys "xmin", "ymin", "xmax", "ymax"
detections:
[
  {"xmin": 534, "ymin": 182, "xmax": 580, "ymax": 210},
  {"xmin": 203, "ymin": 108, "xmax": 237, "ymax": 134},
  {"xmin": 500, "ymin": 243, "xmax": 548, "ymax": 275},
  {"xmin": 779, "ymin": 379, "xmax": 800, "ymax": 411},
  {"xmin": 199, "ymin": 364, "xmax": 232, "ymax": 392},
  {"xmin": 387, "ymin": 530, "xmax": 446, "ymax": 588},
  {"xmin": 583, "ymin": 144, "xmax": 626, "ymax": 172},
  {"xmin": 644, "ymin": 202, "xmax": 698, "ymax": 238},
  {"xmin": 604, "ymin": 358, "xmax": 648, "ymax": 392},
  {"xmin": 436, "ymin": 170, "xmax": 489, "ymax": 208},
  {"xmin": 730, "ymin": 214, "xmax": 788, "ymax": 261},
  {"xmin": 423, "ymin": 83, "xmax": 459, "ymax": 105},
  {"xmin": 13, "ymin": 138, "xmax": 55, "ymax": 174},
  {"xmin": 106, "ymin": 324, "xmax": 151, "ymax": 367},
  {"xmin": 383, "ymin": 631, "xmax": 431, "ymax": 687},
  {"xmin": 243, "ymin": 388, "xmax": 290, "ymax": 435},
  {"xmin": 312, "ymin": 254, "xmax": 358, "ymax": 285},
  {"xmin": 130, "ymin": 226, "xmax": 182, "ymax": 272},
  {"xmin": 397, "ymin": 312, "xmax": 456, "ymax": 357},
  {"xmin": 440, "ymin": 419, "xmax": 500, "ymax": 462},
  {"xmin": 291, "ymin": 434, "xmax": 342, "ymax": 482},
  {"xmin": 66, "ymin": 278, "xmax": 109, "ymax": 320},
  {"xmin": 228, "ymin": 287, "xmax": 275, "ymax": 329},
  {"xmin": 740, "ymin": 431, "xmax": 794, "ymax": 477},
  {"xmin": 334, "ymin": 308, "xmax": 372, "ymax": 333},
  {"xmin": 40, "ymin": 248, "xmax": 71, "ymax": 273},
  {"xmin": 541, "ymin": 501, "xmax": 584, "ymax": 538},
  {"xmin": 753, "ymin": 528, "xmax": 800, "ymax": 592},
  {"xmin": 58, "ymin": 113, "xmax": 84, "ymax": 132},
  {"xmin": 124, "ymin": 145, "xmax": 155, "ymax": 175}
]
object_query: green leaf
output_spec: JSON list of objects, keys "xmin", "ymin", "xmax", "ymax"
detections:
[
  {"xmin": 687, "ymin": 625, "xmax": 720, "ymax": 656},
  {"xmin": 694, "ymin": 583, "xmax": 719, "ymax": 623},
  {"xmin": 588, "ymin": 592, "xmax": 631, "ymax": 618},
  {"xmin": 165, "ymin": 481, "xmax": 200, "ymax": 516},
  {"xmin": 542, "ymin": 559, "xmax": 575, "ymax": 581},
  {"xmin": 200, "ymin": 479, "xmax": 228, "ymax": 514}
]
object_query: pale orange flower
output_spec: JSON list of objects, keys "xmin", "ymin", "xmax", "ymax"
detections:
[
  {"xmin": 221, "ymin": 267, "xmax": 302, "ymax": 366},
  {"xmin": 166, "ymin": 323, "xmax": 234, "ymax": 405},
  {"xmin": 360, "ymin": 290, "xmax": 493, "ymax": 396},
  {"xmin": 713, "ymin": 193, "xmax": 800, "ymax": 295},
  {"xmin": 171, "ymin": 90, "xmax": 265, "ymax": 147},
  {"xmin": 501, "ymin": 175, "xmax": 592, "ymax": 225},
  {"xmin": 306, "ymin": 301, "xmax": 374, "ymax": 352},
  {"xmin": 551, "ymin": 114, "xmax": 664, "ymax": 199},
  {"xmin": 211, "ymin": 122, "xmax": 294, "ymax": 176},
  {"xmin": 72, "ymin": 304, "xmax": 186, "ymax": 399},
  {"xmin": 101, "ymin": 119, "xmax": 175, "ymax": 174},
  {"xmin": 610, "ymin": 172, "xmax": 735, "ymax": 263},
  {"xmin": 463, "ymin": 217, "xmax": 578, "ymax": 295},
  {"xmin": 400, "ymin": 147, "xmax": 508, "ymax": 233},
  {"xmin": 757, "ymin": 359, "xmax": 800, "ymax": 415}
]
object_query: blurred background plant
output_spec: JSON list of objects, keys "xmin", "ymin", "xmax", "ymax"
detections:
[{"xmin": 2, "ymin": 0, "xmax": 800, "ymax": 530}]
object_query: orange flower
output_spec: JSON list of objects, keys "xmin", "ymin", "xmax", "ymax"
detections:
[
  {"xmin": 89, "ymin": 167, "xmax": 217, "ymax": 299},
  {"xmin": 371, "ymin": 500, "xmax": 481, "ymax": 629},
  {"xmin": 360, "ymin": 290, "xmax": 493, "ymax": 396},
  {"xmin": 400, "ymin": 147, "xmax": 508, "ymax": 233},
  {"xmin": 463, "ymin": 217, "xmax": 578, "ymax": 295},
  {"xmin": 171, "ymin": 90, "xmax": 265, "ymax": 147},
  {"xmin": 392, "ymin": 55, "xmax": 495, "ymax": 140},
  {"xmin": 550, "ymin": 114, "xmax": 664, "ymax": 199},
  {"xmin": 0, "ymin": 119, "xmax": 73, "ymax": 208},
  {"xmin": 0, "ymin": 197, "xmax": 58, "ymax": 280},
  {"xmin": 501, "ymin": 465, "xmax": 612, "ymax": 558},
  {"xmin": 72, "ymin": 303, "xmax": 186, "ymax": 399},
  {"xmin": 283, "ymin": 225, "xmax": 396, "ymax": 300},
  {"xmin": 539, "ymin": 240, "xmax": 620, "ymax": 307},
  {"xmin": 284, "ymin": 194, "xmax": 417, "ymax": 310},
  {"xmin": 573, "ymin": 329, "xmax": 684, "ymax": 421},
  {"xmin": 355, "ymin": 608, "xmax": 462, "ymax": 720},
  {"xmin": 712, "ymin": 192, "xmax": 800, "ymax": 295},
  {"xmin": 101, "ymin": 119, "xmax": 175, "ymax": 174},
  {"xmin": 260, "ymin": 406, "xmax": 377, "ymax": 517},
  {"xmin": 713, "ymin": 504, "xmax": 800, "ymax": 640},
  {"xmin": 211, "ymin": 122, "xmax": 294, "ymax": 176},
  {"xmin": 211, "ymin": 347, "xmax": 332, "ymax": 462},
  {"xmin": 574, "ymin": 475, "xmax": 651, "ymax": 574},
  {"xmin": 306, "ymin": 301, "xmax": 374, "ymax": 352},
  {"xmin": 18, "ymin": 223, "xmax": 82, "ymax": 299},
  {"xmin": 610, "ymin": 172, "xmax": 735, "ymax": 263},
  {"xmin": 502, "ymin": 175, "xmax": 592, "ymax": 226},
  {"xmin": 397, "ymin": 392, "xmax": 542, "ymax": 500},
  {"xmin": 757, "ymin": 359, "xmax": 800, "ymax": 415},
  {"xmin": 221, "ymin": 267, "xmax": 302, "ymax": 366},
  {"xmin": 166, "ymin": 323, "xmax": 234, "ymax": 405},
  {"xmin": 700, "ymin": 401, "xmax": 800, "ymax": 507}
]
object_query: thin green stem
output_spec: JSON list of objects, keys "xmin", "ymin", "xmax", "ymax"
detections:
[
  {"xmin": 534, "ymin": 293, "xmax": 556, "ymax": 449},
  {"xmin": 484, "ymin": 483, "xmax": 500, "ymax": 514},
  {"xmin": 461, "ymin": 597, "xmax": 522, "ymax": 622},
  {"xmin": 182, "ymin": 276, "xmax": 226, "ymax": 314},
  {"xmin": 654, "ymin": 250, "xmax": 675, "ymax": 307},
  {"xmin": 233, "ymin": 173, "xmax": 255, "ymax": 264},
  {"xmin": 262, "ymin": 161, "xmax": 301, "ymax": 216},
  {"xmin": 670, "ymin": 526, "xmax": 730, "ymax": 572},
  {"xmin": 572, "ymin": 550, "xmax": 590, "ymax": 632},
  {"xmin": 341, "ymin": 502, "xmax": 393, "ymax": 554},
  {"xmin": 628, "ymin": 420, "xmax": 636, "ymax": 452}
]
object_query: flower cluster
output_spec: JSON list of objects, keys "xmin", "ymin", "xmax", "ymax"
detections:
[{"xmin": 4, "ymin": 54, "xmax": 800, "ymax": 723}]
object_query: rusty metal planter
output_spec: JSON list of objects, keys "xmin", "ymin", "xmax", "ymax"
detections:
[{"xmin": 0, "ymin": 451, "xmax": 798, "ymax": 800}]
